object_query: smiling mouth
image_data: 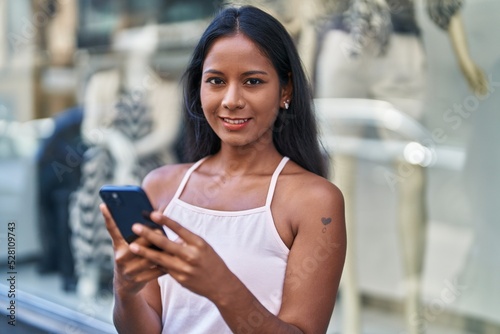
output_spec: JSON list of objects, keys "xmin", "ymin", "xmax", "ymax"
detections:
[{"xmin": 222, "ymin": 118, "xmax": 250, "ymax": 124}]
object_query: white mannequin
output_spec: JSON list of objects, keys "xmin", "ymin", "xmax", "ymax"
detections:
[
  {"xmin": 74, "ymin": 25, "xmax": 181, "ymax": 298},
  {"xmin": 82, "ymin": 68, "xmax": 180, "ymax": 184},
  {"xmin": 81, "ymin": 25, "xmax": 181, "ymax": 184}
]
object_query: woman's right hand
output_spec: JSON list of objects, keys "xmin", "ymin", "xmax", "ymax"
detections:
[{"xmin": 100, "ymin": 203, "xmax": 166, "ymax": 297}]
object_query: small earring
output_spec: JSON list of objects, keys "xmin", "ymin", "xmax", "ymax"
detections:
[{"xmin": 284, "ymin": 100, "xmax": 289, "ymax": 110}]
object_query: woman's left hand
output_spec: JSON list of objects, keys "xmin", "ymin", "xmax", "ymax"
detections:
[{"xmin": 129, "ymin": 211, "xmax": 237, "ymax": 302}]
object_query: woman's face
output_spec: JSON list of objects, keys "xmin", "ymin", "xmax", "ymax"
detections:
[{"xmin": 200, "ymin": 33, "xmax": 291, "ymax": 149}]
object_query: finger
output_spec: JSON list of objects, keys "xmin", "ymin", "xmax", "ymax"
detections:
[
  {"xmin": 119, "ymin": 254, "xmax": 167, "ymax": 278},
  {"xmin": 100, "ymin": 203, "xmax": 127, "ymax": 247},
  {"xmin": 132, "ymin": 223, "xmax": 192, "ymax": 260},
  {"xmin": 150, "ymin": 211, "xmax": 204, "ymax": 247},
  {"xmin": 129, "ymin": 241, "xmax": 186, "ymax": 273},
  {"xmin": 133, "ymin": 234, "xmax": 158, "ymax": 248},
  {"xmin": 115, "ymin": 236, "xmax": 159, "ymax": 265},
  {"xmin": 133, "ymin": 267, "xmax": 167, "ymax": 283},
  {"xmin": 119, "ymin": 264, "xmax": 167, "ymax": 286},
  {"xmin": 132, "ymin": 224, "xmax": 170, "ymax": 247}
]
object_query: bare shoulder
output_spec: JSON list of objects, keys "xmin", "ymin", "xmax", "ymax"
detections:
[
  {"xmin": 282, "ymin": 162, "xmax": 344, "ymax": 212},
  {"xmin": 276, "ymin": 161, "xmax": 345, "ymax": 235},
  {"xmin": 141, "ymin": 162, "xmax": 194, "ymax": 211}
]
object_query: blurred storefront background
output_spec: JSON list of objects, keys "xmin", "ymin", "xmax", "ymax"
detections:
[{"xmin": 0, "ymin": 1, "xmax": 499, "ymax": 333}]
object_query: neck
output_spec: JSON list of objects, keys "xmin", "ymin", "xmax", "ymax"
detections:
[{"xmin": 212, "ymin": 142, "xmax": 282, "ymax": 176}]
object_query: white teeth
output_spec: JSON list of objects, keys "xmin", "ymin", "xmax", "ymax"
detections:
[{"xmin": 224, "ymin": 118, "xmax": 248, "ymax": 124}]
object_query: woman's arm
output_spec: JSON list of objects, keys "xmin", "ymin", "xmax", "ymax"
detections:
[
  {"xmin": 276, "ymin": 180, "xmax": 346, "ymax": 332},
  {"xmin": 102, "ymin": 149, "xmax": 195, "ymax": 334},
  {"xmin": 130, "ymin": 176, "xmax": 346, "ymax": 333},
  {"xmin": 113, "ymin": 280, "xmax": 162, "ymax": 334},
  {"xmin": 101, "ymin": 203, "xmax": 164, "ymax": 334}
]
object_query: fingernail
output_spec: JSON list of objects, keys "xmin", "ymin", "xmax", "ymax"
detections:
[
  {"xmin": 151, "ymin": 212, "xmax": 162, "ymax": 220},
  {"xmin": 132, "ymin": 224, "xmax": 143, "ymax": 233},
  {"xmin": 129, "ymin": 243, "xmax": 139, "ymax": 253}
]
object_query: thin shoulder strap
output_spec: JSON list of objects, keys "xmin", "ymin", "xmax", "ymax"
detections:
[
  {"xmin": 265, "ymin": 156, "xmax": 290, "ymax": 207},
  {"xmin": 171, "ymin": 157, "xmax": 209, "ymax": 200}
]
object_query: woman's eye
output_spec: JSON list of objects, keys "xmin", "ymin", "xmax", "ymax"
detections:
[
  {"xmin": 245, "ymin": 78, "xmax": 262, "ymax": 85},
  {"xmin": 207, "ymin": 78, "xmax": 224, "ymax": 85}
]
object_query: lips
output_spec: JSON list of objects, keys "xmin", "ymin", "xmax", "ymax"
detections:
[{"xmin": 220, "ymin": 117, "xmax": 251, "ymax": 130}]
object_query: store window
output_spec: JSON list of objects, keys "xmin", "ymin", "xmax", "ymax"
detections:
[{"xmin": 0, "ymin": 1, "xmax": 500, "ymax": 333}]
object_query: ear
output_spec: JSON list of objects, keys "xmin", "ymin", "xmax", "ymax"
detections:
[{"xmin": 280, "ymin": 73, "xmax": 293, "ymax": 109}]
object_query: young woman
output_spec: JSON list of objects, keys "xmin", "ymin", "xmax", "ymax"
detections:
[{"xmin": 102, "ymin": 5, "xmax": 346, "ymax": 333}]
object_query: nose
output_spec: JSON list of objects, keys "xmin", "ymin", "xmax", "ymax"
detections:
[{"xmin": 222, "ymin": 84, "xmax": 244, "ymax": 110}]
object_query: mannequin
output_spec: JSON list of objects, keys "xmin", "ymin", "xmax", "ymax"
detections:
[
  {"xmin": 296, "ymin": 1, "xmax": 487, "ymax": 333},
  {"xmin": 70, "ymin": 25, "xmax": 181, "ymax": 299},
  {"xmin": 295, "ymin": 0, "xmax": 487, "ymax": 95}
]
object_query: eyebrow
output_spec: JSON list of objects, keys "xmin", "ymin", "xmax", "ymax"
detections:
[{"xmin": 203, "ymin": 69, "xmax": 269, "ymax": 76}]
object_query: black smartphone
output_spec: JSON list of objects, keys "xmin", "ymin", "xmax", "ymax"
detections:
[{"xmin": 99, "ymin": 185, "xmax": 166, "ymax": 245}]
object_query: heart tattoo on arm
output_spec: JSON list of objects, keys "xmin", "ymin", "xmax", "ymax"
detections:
[{"xmin": 321, "ymin": 217, "xmax": 332, "ymax": 233}]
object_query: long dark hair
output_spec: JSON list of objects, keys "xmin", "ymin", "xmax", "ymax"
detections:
[{"xmin": 181, "ymin": 5, "xmax": 327, "ymax": 178}]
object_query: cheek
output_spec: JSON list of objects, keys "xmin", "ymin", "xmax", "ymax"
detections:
[
  {"xmin": 259, "ymin": 95, "xmax": 280, "ymax": 118},
  {"xmin": 200, "ymin": 87, "xmax": 218, "ymax": 112}
]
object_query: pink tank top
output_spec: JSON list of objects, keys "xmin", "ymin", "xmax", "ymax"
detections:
[{"xmin": 159, "ymin": 156, "xmax": 290, "ymax": 333}]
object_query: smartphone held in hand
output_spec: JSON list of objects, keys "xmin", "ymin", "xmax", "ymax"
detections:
[{"xmin": 99, "ymin": 185, "xmax": 166, "ymax": 244}]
